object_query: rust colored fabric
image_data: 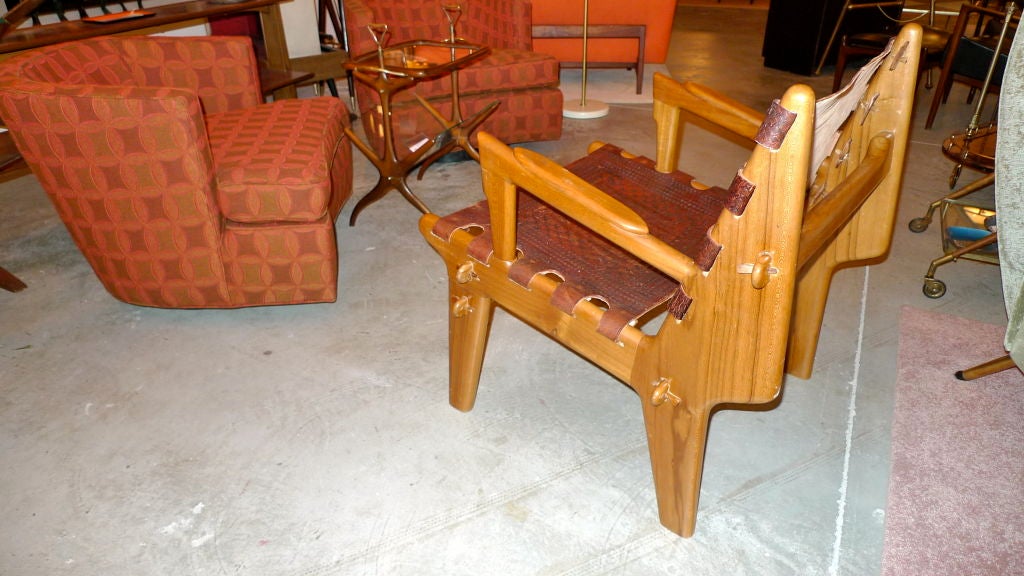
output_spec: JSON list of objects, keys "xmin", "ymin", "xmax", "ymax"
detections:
[
  {"xmin": 11, "ymin": 36, "xmax": 263, "ymax": 115},
  {"xmin": 345, "ymin": 0, "xmax": 562, "ymax": 157},
  {"xmin": 207, "ymin": 98, "xmax": 351, "ymax": 224},
  {"xmin": 0, "ymin": 36, "xmax": 353, "ymax": 309},
  {"xmin": 397, "ymin": 49, "xmax": 561, "ymax": 102},
  {"xmin": 345, "ymin": 0, "xmax": 532, "ymax": 56},
  {"xmin": 433, "ymin": 144, "xmax": 733, "ymax": 339}
]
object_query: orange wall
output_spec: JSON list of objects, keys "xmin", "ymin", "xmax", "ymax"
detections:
[{"xmin": 531, "ymin": 0, "xmax": 677, "ymax": 63}]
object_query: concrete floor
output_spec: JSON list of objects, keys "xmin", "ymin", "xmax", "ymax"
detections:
[{"xmin": 0, "ymin": 7, "xmax": 1009, "ymax": 576}]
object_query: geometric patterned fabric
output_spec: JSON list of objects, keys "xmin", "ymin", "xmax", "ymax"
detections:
[
  {"xmin": 345, "ymin": 0, "xmax": 563, "ymax": 157},
  {"xmin": 0, "ymin": 35, "xmax": 353, "ymax": 308}
]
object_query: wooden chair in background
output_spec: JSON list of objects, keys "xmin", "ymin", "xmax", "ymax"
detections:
[
  {"xmin": 420, "ymin": 25, "xmax": 921, "ymax": 537},
  {"xmin": 925, "ymin": 1, "xmax": 1019, "ymax": 128}
]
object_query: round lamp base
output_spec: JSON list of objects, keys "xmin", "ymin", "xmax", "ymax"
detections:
[{"xmin": 563, "ymin": 99, "xmax": 609, "ymax": 119}]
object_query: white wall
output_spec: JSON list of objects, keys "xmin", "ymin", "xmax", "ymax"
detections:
[{"xmin": 279, "ymin": 0, "xmax": 322, "ymax": 58}]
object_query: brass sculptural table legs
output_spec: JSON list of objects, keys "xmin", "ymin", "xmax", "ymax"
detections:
[
  {"xmin": 412, "ymin": 2, "xmax": 498, "ymax": 175},
  {"xmin": 413, "ymin": 69, "xmax": 499, "ymax": 178},
  {"xmin": 345, "ymin": 68, "xmax": 497, "ymax": 225},
  {"xmin": 345, "ymin": 71, "xmax": 434, "ymax": 225}
]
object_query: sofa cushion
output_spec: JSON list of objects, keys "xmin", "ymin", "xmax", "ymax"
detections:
[{"xmin": 207, "ymin": 97, "xmax": 349, "ymax": 224}]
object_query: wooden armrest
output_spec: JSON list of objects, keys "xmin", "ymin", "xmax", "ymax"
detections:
[
  {"xmin": 652, "ymin": 73, "xmax": 766, "ymax": 172},
  {"xmin": 514, "ymin": 148, "xmax": 649, "ymax": 235},
  {"xmin": 478, "ymin": 132, "xmax": 700, "ymax": 284},
  {"xmin": 797, "ymin": 132, "xmax": 894, "ymax": 269},
  {"xmin": 654, "ymin": 74, "xmax": 764, "ymax": 142}
]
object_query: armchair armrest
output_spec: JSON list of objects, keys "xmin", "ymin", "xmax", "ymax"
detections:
[
  {"xmin": 43, "ymin": 83, "xmax": 215, "ymax": 182},
  {"xmin": 798, "ymin": 132, "xmax": 894, "ymax": 268},
  {"xmin": 953, "ymin": 2, "xmax": 1019, "ymax": 38}
]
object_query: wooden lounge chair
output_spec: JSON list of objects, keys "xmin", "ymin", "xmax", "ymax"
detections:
[{"xmin": 419, "ymin": 24, "xmax": 922, "ymax": 537}]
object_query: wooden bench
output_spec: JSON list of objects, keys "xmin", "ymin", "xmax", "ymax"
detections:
[{"xmin": 532, "ymin": 24, "xmax": 646, "ymax": 94}]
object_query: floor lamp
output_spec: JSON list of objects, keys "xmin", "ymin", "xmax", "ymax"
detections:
[{"xmin": 563, "ymin": 0, "xmax": 609, "ymax": 119}]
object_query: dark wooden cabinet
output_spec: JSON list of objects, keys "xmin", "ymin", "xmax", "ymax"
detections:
[{"xmin": 762, "ymin": 0, "xmax": 902, "ymax": 75}]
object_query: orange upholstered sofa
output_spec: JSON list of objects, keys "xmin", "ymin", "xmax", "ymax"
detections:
[{"xmin": 531, "ymin": 0, "xmax": 677, "ymax": 65}]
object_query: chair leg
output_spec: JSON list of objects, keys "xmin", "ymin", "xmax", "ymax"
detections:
[
  {"xmin": 832, "ymin": 46, "xmax": 850, "ymax": 93},
  {"xmin": 786, "ymin": 259, "xmax": 834, "ymax": 379},
  {"xmin": 919, "ymin": 48, "xmax": 934, "ymax": 90},
  {"xmin": 640, "ymin": 392, "xmax": 711, "ymax": 538},
  {"xmin": 926, "ymin": 66, "xmax": 956, "ymax": 129},
  {"xmin": 955, "ymin": 354, "xmax": 1017, "ymax": 380},
  {"xmin": 0, "ymin": 266, "xmax": 27, "ymax": 292},
  {"xmin": 448, "ymin": 289, "xmax": 495, "ymax": 412}
]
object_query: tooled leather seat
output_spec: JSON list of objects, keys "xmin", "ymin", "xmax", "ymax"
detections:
[{"xmin": 430, "ymin": 143, "xmax": 740, "ymax": 340}]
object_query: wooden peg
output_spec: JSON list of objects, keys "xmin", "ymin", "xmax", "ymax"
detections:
[{"xmin": 651, "ymin": 378, "xmax": 682, "ymax": 407}]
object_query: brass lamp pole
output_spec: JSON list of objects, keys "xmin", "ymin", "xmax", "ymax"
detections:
[{"xmin": 563, "ymin": 0, "xmax": 609, "ymax": 119}]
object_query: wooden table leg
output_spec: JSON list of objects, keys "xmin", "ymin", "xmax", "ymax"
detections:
[
  {"xmin": 0, "ymin": 266, "xmax": 26, "ymax": 292},
  {"xmin": 955, "ymin": 354, "xmax": 1017, "ymax": 380}
]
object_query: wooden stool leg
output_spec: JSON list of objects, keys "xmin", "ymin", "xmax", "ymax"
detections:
[
  {"xmin": 640, "ymin": 392, "xmax": 710, "ymax": 538},
  {"xmin": 448, "ymin": 288, "xmax": 495, "ymax": 411},
  {"xmin": 955, "ymin": 354, "xmax": 1017, "ymax": 381}
]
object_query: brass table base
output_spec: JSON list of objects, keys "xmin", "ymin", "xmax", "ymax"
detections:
[{"xmin": 345, "ymin": 39, "xmax": 493, "ymax": 225}]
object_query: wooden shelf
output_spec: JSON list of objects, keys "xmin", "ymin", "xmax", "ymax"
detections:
[{"xmin": 0, "ymin": 0, "xmax": 298, "ymax": 99}]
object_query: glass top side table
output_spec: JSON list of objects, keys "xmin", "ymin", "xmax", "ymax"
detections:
[{"xmin": 343, "ymin": 31, "xmax": 495, "ymax": 225}]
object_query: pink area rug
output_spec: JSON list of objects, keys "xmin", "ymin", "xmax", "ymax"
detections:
[{"xmin": 882, "ymin": 307, "xmax": 1024, "ymax": 576}]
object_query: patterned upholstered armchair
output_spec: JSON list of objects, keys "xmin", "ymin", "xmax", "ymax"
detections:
[
  {"xmin": 0, "ymin": 35, "xmax": 354, "ymax": 308},
  {"xmin": 344, "ymin": 0, "xmax": 563, "ymax": 156}
]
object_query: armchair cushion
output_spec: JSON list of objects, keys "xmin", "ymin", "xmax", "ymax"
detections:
[{"xmin": 208, "ymin": 98, "xmax": 350, "ymax": 223}]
